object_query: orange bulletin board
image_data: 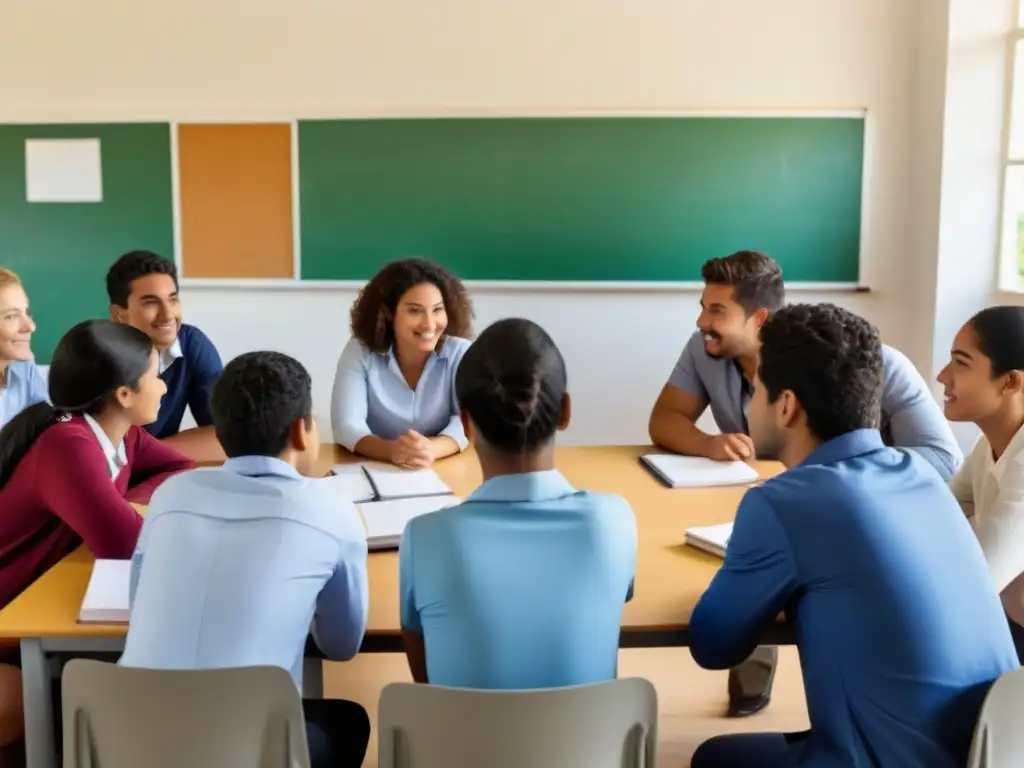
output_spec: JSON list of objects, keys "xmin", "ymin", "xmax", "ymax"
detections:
[{"xmin": 176, "ymin": 123, "xmax": 295, "ymax": 279}]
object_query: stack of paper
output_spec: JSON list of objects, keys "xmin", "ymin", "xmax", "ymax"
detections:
[
  {"xmin": 78, "ymin": 559, "xmax": 131, "ymax": 624},
  {"xmin": 684, "ymin": 522, "xmax": 734, "ymax": 558},
  {"xmin": 358, "ymin": 495, "xmax": 462, "ymax": 550},
  {"xmin": 641, "ymin": 454, "xmax": 759, "ymax": 488}
]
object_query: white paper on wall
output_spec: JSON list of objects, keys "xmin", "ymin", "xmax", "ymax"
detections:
[{"xmin": 25, "ymin": 138, "xmax": 103, "ymax": 203}]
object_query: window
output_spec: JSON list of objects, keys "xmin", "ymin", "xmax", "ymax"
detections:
[{"xmin": 1000, "ymin": 14, "xmax": 1024, "ymax": 288}]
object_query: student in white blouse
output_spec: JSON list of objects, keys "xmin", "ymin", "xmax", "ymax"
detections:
[
  {"xmin": 330, "ymin": 258, "xmax": 474, "ymax": 469},
  {"xmin": 939, "ymin": 305, "xmax": 1024, "ymax": 661}
]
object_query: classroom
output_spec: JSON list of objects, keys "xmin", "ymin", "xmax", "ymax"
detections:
[{"xmin": 0, "ymin": 0, "xmax": 1022, "ymax": 765}]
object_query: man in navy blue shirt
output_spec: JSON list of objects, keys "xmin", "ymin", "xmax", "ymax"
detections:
[
  {"xmin": 689, "ymin": 303, "xmax": 1019, "ymax": 768},
  {"xmin": 107, "ymin": 250, "xmax": 224, "ymax": 462}
]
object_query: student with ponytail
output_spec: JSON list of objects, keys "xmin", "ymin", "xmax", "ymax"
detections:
[
  {"xmin": 397, "ymin": 318, "xmax": 637, "ymax": 688},
  {"xmin": 939, "ymin": 305, "xmax": 1024, "ymax": 661}
]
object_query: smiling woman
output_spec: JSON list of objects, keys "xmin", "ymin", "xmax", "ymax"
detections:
[
  {"xmin": 0, "ymin": 268, "xmax": 47, "ymax": 430},
  {"xmin": 330, "ymin": 257, "xmax": 475, "ymax": 467}
]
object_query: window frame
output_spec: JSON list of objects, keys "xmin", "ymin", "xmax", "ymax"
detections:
[{"xmin": 997, "ymin": 7, "xmax": 1024, "ymax": 291}]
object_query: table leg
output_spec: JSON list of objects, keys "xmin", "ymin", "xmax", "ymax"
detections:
[
  {"xmin": 303, "ymin": 657, "xmax": 323, "ymax": 699},
  {"xmin": 20, "ymin": 638, "xmax": 57, "ymax": 768}
]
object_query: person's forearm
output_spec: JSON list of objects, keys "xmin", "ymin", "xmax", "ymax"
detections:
[
  {"xmin": 353, "ymin": 435, "xmax": 396, "ymax": 463},
  {"xmin": 160, "ymin": 427, "xmax": 225, "ymax": 465},
  {"xmin": 649, "ymin": 410, "xmax": 713, "ymax": 457},
  {"xmin": 429, "ymin": 436, "xmax": 459, "ymax": 461}
]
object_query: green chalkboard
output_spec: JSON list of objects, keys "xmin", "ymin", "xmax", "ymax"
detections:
[
  {"xmin": 0, "ymin": 123, "xmax": 174, "ymax": 363},
  {"xmin": 298, "ymin": 116, "xmax": 864, "ymax": 283}
]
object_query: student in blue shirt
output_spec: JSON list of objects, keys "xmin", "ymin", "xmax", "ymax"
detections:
[
  {"xmin": 120, "ymin": 351, "xmax": 370, "ymax": 768},
  {"xmin": 331, "ymin": 258, "xmax": 474, "ymax": 468},
  {"xmin": 648, "ymin": 250, "xmax": 963, "ymax": 717},
  {"xmin": 398, "ymin": 317, "xmax": 637, "ymax": 689},
  {"xmin": 0, "ymin": 268, "xmax": 47, "ymax": 430},
  {"xmin": 689, "ymin": 303, "xmax": 1018, "ymax": 768},
  {"xmin": 107, "ymin": 250, "xmax": 224, "ymax": 463}
]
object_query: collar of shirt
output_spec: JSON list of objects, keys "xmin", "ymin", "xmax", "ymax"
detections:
[
  {"xmin": 222, "ymin": 455, "xmax": 305, "ymax": 481},
  {"xmin": 797, "ymin": 428, "xmax": 885, "ymax": 468},
  {"xmin": 82, "ymin": 413, "xmax": 128, "ymax": 479},
  {"xmin": 987, "ymin": 422, "xmax": 1024, "ymax": 484},
  {"xmin": 465, "ymin": 469, "xmax": 578, "ymax": 504},
  {"xmin": 158, "ymin": 337, "xmax": 183, "ymax": 375}
]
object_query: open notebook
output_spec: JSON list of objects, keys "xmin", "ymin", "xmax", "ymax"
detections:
[
  {"xmin": 330, "ymin": 462, "xmax": 452, "ymax": 503},
  {"xmin": 641, "ymin": 454, "xmax": 758, "ymax": 488},
  {"xmin": 684, "ymin": 522, "xmax": 733, "ymax": 558},
  {"xmin": 79, "ymin": 559, "xmax": 131, "ymax": 624},
  {"xmin": 357, "ymin": 495, "xmax": 462, "ymax": 550}
]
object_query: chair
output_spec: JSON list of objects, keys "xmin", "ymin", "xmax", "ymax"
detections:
[
  {"xmin": 968, "ymin": 666, "xmax": 1024, "ymax": 768},
  {"xmin": 61, "ymin": 660, "xmax": 310, "ymax": 768},
  {"xmin": 377, "ymin": 677, "xmax": 658, "ymax": 768}
]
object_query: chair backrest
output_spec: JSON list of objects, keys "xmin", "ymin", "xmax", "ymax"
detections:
[
  {"xmin": 968, "ymin": 666, "xmax": 1024, "ymax": 768},
  {"xmin": 61, "ymin": 660, "xmax": 310, "ymax": 768},
  {"xmin": 378, "ymin": 677, "xmax": 658, "ymax": 768}
]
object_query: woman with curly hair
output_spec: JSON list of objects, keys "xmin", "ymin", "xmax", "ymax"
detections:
[{"xmin": 331, "ymin": 258, "xmax": 474, "ymax": 467}]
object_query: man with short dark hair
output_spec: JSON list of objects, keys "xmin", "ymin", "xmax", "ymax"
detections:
[
  {"xmin": 107, "ymin": 250, "xmax": 224, "ymax": 462},
  {"xmin": 688, "ymin": 304, "xmax": 1017, "ymax": 768},
  {"xmin": 120, "ymin": 351, "xmax": 371, "ymax": 768},
  {"xmin": 648, "ymin": 250, "xmax": 963, "ymax": 715}
]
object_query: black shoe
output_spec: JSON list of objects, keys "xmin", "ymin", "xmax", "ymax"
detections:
[{"xmin": 727, "ymin": 652, "xmax": 778, "ymax": 718}]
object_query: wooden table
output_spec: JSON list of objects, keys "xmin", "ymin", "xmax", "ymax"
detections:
[{"xmin": 0, "ymin": 444, "xmax": 783, "ymax": 768}]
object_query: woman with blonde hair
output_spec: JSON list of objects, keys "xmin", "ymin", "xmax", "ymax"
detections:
[{"xmin": 0, "ymin": 268, "xmax": 46, "ymax": 429}]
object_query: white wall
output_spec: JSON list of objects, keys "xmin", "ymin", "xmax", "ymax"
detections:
[{"xmin": 0, "ymin": 0, "xmax": 961, "ymax": 445}]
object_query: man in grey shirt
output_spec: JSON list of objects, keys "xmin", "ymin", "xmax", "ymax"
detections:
[{"xmin": 648, "ymin": 250, "xmax": 963, "ymax": 717}]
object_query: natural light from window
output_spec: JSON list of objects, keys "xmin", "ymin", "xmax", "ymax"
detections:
[{"xmin": 1002, "ymin": 22, "xmax": 1024, "ymax": 287}]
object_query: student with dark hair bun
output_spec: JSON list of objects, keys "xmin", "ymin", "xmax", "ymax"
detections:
[
  {"xmin": 939, "ymin": 305, "xmax": 1024, "ymax": 661},
  {"xmin": 397, "ymin": 318, "xmax": 636, "ymax": 689}
]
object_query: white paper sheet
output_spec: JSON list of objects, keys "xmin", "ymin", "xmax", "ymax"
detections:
[
  {"xmin": 25, "ymin": 138, "xmax": 103, "ymax": 203},
  {"xmin": 79, "ymin": 559, "xmax": 131, "ymax": 624}
]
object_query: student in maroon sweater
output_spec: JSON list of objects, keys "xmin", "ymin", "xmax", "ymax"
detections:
[{"xmin": 0, "ymin": 319, "xmax": 195, "ymax": 759}]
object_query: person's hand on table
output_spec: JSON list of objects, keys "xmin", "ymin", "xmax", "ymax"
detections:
[
  {"xmin": 390, "ymin": 430, "xmax": 435, "ymax": 469},
  {"xmin": 702, "ymin": 433, "xmax": 755, "ymax": 462}
]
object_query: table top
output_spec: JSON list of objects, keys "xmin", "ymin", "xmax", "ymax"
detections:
[{"xmin": 0, "ymin": 445, "xmax": 781, "ymax": 640}]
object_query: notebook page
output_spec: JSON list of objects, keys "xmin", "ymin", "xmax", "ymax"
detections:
[
  {"xmin": 684, "ymin": 521, "xmax": 733, "ymax": 558},
  {"xmin": 79, "ymin": 559, "xmax": 132, "ymax": 624},
  {"xmin": 642, "ymin": 454, "xmax": 758, "ymax": 487},
  {"xmin": 361, "ymin": 462, "xmax": 452, "ymax": 500},
  {"xmin": 327, "ymin": 465, "xmax": 376, "ymax": 503},
  {"xmin": 357, "ymin": 495, "xmax": 462, "ymax": 548}
]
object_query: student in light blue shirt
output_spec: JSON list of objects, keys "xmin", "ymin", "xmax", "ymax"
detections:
[
  {"xmin": 689, "ymin": 303, "xmax": 1018, "ymax": 768},
  {"xmin": 331, "ymin": 258, "xmax": 473, "ymax": 469},
  {"xmin": 120, "ymin": 351, "xmax": 371, "ymax": 768},
  {"xmin": 399, "ymin": 317, "xmax": 637, "ymax": 689},
  {"xmin": 0, "ymin": 268, "xmax": 47, "ymax": 430}
]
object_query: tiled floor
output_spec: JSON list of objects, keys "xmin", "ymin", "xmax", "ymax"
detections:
[{"xmin": 324, "ymin": 646, "xmax": 810, "ymax": 767}]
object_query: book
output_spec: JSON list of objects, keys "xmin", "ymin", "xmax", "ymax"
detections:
[
  {"xmin": 327, "ymin": 464, "xmax": 377, "ymax": 503},
  {"xmin": 684, "ymin": 522, "xmax": 733, "ymax": 558},
  {"xmin": 641, "ymin": 454, "xmax": 759, "ymax": 488},
  {"xmin": 360, "ymin": 462, "xmax": 452, "ymax": 500},
  {"xmin": 357, "ymin": 495, "xmax": 462, "ymax": 550},
  {"xmin": 78, "ymin": 559, "xmax": 131, "ymax": 624}
]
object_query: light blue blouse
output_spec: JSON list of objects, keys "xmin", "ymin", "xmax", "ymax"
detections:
[
  {"xmin": 0, "ymin": 360, "xmax": 48, "ymax": 430},
  {"xmin": 330, "ymin": 336, "xmax": 471, "ymax": 452}
]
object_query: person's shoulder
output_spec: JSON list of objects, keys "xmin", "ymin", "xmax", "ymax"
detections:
[
  {"xmin": 574, "ymin": 489, "xmax": 635, "ymax": 519},
  {"xmin": 295, "ymin": 478, "xmax": 368, "ymax": 544},
  {"xmin": 440, "ymin": 335, "xmax": 472, "ymax": 361},
  {"xmin": 339, "ymin": 336, "xmax": 374, "ymax": 366},
  {"xmin": 177, "ymin": 324, "xmax": 218, "ymax": 356},
  {"xmin": 35, "ymin": 416, "xmax": 101, "ymax": 458},
  {"xmin": 880, "ymin": 344, "xmax": 924, "ymax": 384}
]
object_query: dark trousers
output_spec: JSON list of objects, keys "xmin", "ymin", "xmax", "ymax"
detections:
[
  {"xmin": 304, "ymin": 698, "xmax": 371, "ymax": 768},
  {"xmin": 691, "ymin": 731, "xmax": 808, "ymax": 768}
]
